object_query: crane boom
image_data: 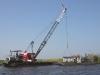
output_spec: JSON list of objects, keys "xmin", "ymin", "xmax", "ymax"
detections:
[{"xmin": 34, "ymin": 5, "xmax": 66, "ymax": 58}]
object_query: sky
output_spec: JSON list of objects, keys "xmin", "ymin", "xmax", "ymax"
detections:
[{"xmin": 0, "ymin": 0, "xmax": 100, "ymax": 59}]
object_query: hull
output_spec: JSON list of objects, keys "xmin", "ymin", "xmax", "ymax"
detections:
[{"xmin": 3, "ymin": 62, "xmax": 53, "ymax": 67}]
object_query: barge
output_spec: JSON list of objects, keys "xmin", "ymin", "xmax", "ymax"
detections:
[{"xmin": 3, "ymin": 62, "xmax": 53, "ymax": 67}]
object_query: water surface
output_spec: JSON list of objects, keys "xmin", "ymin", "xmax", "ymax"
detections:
[{"xmin": 0, "ymin": 64, "xmax": 100, "ymax": 75}]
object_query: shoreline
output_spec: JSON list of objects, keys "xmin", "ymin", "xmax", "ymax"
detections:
[{"xmin": 0, "ymin": 59, "xmax": 100, "ymax": 67}]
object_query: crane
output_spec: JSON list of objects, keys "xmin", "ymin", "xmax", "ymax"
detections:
[
  {"xmin": 34, "ymin": 4, "xmax": 66, "ymax": 58},
  {"xmin": 3, "ymin": 5, "xmax": 67, "ymax": 66}
]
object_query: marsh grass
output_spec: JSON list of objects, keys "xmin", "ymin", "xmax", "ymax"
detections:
[
  {"xmin": 0, "ymin": 58, "xmax": 62, "ymax": 65},
  {"xmin": 36, "ymin": 58, "xmax": 62, "ymax": 63},
  {"xmin": 0, "ymin": 60, "xmax": 4, "ymax": 65}
]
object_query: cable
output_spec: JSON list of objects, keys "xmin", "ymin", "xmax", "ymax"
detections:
[
  {"xmin": 33, "ymin": 20, "xmax": 56, "ymax": 49},
  {"xmin": 25, "ymin": 19, "xmax": 56, "ymax": 52},
  {"xmin": 63, "ymin": 11, "xmax": 72, "ymax": 57}
]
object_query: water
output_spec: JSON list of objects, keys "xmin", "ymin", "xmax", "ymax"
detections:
[{"xmin": 0, "ymin": 64, "xmax": 100, "ymax": 75}]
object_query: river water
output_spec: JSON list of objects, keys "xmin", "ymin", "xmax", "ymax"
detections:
[{"xmin": 0, "ymin": 64, "xmax": 100, "ymax": 75}]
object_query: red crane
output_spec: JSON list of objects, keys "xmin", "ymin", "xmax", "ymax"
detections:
[{"xmin": 4, "ymin": 4, "xmax": 67, "ymax": 66}]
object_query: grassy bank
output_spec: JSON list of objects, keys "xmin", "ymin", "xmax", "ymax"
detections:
[
  {"xmin": 0, "ymin": 58, "xmax": 100, "ymax": 65},
  {"xmin": 0, "ymin": 58, "xmax": 62, "ymax": 63},
  {"xmin": 36, "ymin": 58, "xmax": 62, "ymax": 63},
  {"xmin": 0, "ymin": 60, "xmax": 4, "ymax": 65}
]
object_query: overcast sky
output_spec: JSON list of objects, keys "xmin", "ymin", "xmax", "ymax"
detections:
[{"xmin": 0, "ymin": 0, "xmax": 100, "ymax": 59}]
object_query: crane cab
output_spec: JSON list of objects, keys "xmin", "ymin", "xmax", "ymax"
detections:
[
  {"xmin": 4, "ymin": 50, "xmax": 36, "ymax": 64},
  {"xmin": 20, "ymin": 52, "xmax": 36, "ymax": 62}
]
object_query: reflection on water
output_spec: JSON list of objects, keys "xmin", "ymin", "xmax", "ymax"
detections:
[{"xmin": 0, "ymin": 64, "xmax": 100, "ymax": 75}]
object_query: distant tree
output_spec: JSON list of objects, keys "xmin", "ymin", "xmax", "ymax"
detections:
[
  {"xmin": 94, "ymin": 55, "xmax": 98, "ymax": 62},
  {"xmin": 97, "ymin": 54, "xmax": 100, "ymax": 63}
]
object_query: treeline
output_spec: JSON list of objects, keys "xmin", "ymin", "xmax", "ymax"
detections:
[{"xmin": 94, "ymin": 54, "xmax": 100, "ymax": 63}]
